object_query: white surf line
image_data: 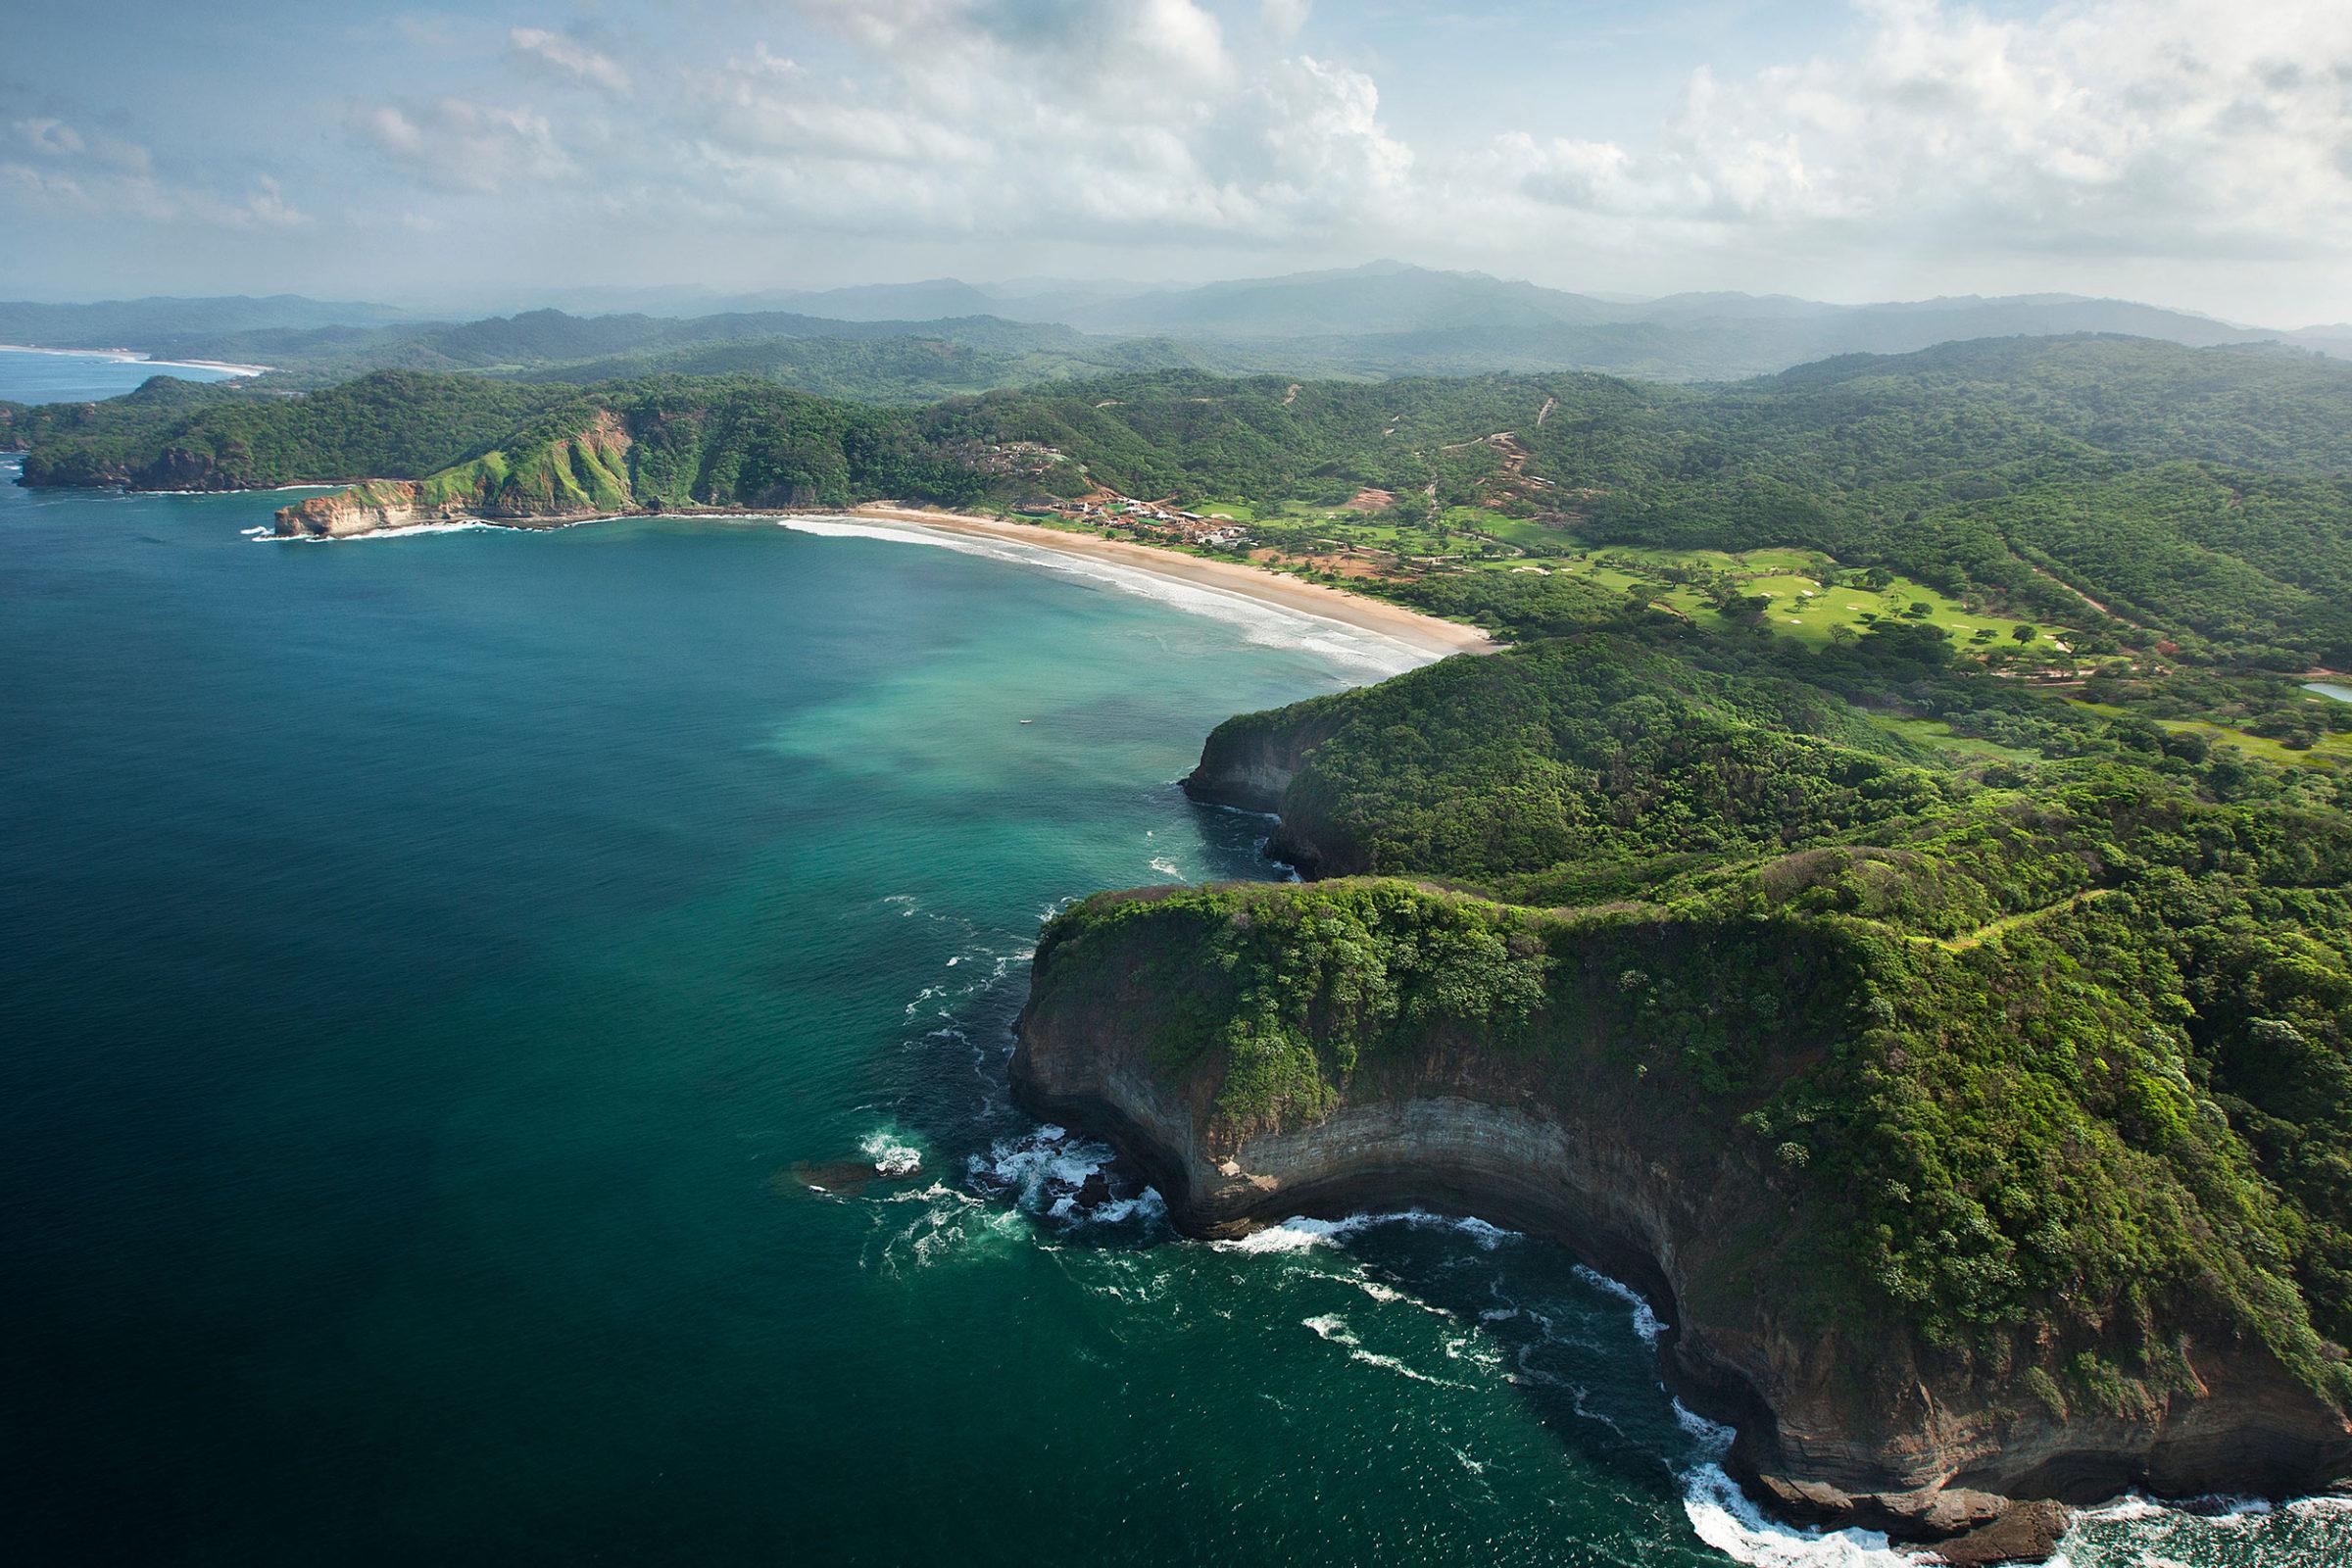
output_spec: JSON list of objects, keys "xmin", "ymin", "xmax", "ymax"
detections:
[
  {"xmin": 770, "ymin": 514, "xmax": 1441, "ymax": 678},
  {"xmin": 0, "ymin": 344, "xmax": 270, "ymax": 376}
]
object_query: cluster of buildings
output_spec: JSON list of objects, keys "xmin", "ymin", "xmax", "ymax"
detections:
[
  {"xmin": 958, "ymin": 440, "xmax": 1069, "ymax": 478},
  {"xmin": 1035, "ymin": 497, "xmax": 1249, "ymax": 549}
]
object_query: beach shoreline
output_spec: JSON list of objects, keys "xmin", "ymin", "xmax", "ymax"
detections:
[
  {"xmin": 270, "ymin": 492, "xmax": 1501, "ymax": 662},
  {"xmin": 0, "ymin": 343, "xmax": 270, "ymax": 376},
  {"xmin": 843, "ymin": 504, "xmax": 1498, "ymax": 661}
]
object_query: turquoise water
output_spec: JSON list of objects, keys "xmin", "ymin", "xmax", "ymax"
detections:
[
  {"xmin": 3, "ymin": 462, "xmax": 2345, "ymax": 1566},
  {"xmin": 0, "ymin": 344, "xmax": 250, "ymax": 403}
]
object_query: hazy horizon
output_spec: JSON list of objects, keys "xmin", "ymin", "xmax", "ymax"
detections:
[
  {"xmin": 5, "ymin": 0, "xmax": 2349, "ymax": 326},
  {"xmin": 0, "ymin": 261, "xmax": 2328, "ymax": 335}
]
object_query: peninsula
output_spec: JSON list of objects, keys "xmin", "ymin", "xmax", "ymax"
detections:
[{"xmin": 1014, "ymin": 660, "xmax": 2352, "ymax": 1560}]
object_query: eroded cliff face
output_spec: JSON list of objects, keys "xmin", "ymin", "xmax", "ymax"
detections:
[
  {"xmin": 1011, "ymin": 884, "xmax": 2352, "ymax": 1564},
  {"xmin": 275, "ymin": 480, "xmax": 438, "ymax": 537},
  {"xmin": 1183, "ymin": 699, "xmax": 1357, "ymax": 871},
  {"xmin": 273, "ymin": 409, "xmax": 640, "ymax": 536}
]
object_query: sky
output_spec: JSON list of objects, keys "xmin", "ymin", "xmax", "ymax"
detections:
[{"xmin": 3, "ymin": 0, "xmax": 2349, "ymax": 324}]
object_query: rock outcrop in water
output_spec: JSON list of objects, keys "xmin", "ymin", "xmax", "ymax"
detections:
[{"xmin": 1013, "ymin": 650, "xmax": 2352, "ymax": 1564}]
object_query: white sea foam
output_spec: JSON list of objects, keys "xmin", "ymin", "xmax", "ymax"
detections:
[
  {"xmin": 859, "ymin": 1131, "xmax": 922, "ymax": 1179},
  {"xmin": 1148, "ymin": 857, "xmax": 1185, "ymax": 881},
  {"xmin": 1301, "ymin": 1313, "xmax": 1461, "ymax": 1388},
  {"xmin": 1572, "ymin": 1263, "xmax": 1667, "ymax": 1346},
  {"xmin": 2285, "ymin": 1494, "xmax": 2352, "ymax": 1519},
  {"xmin": 1672, "ymin": 1396, "xmax": 1733, "ymax": 1448},
  {"xmin": 866, "ymin": 1180, "xmax": 1029, "ymax": 1275},
  {"xmin": 770, "ymin": 514, "xmax": 1433, "ymax": 676},
  {"xmin": 270, "ymin": 519, "xmax": 495, "ymax": 543},
  {"xmin": 974, "ymin": 1124, "xmax": 1165, "ymax": 1227},
  {"xmin": 1339, "ymin": 1272, "xmax": 1462, "ymax": 1323},
  {"xmin": 1682, "ymin": 1464, "xmax": 1923, "ymax": 1567},
  {"xmin": 1211, "ymin": 1209, "xmax": 1515, "ymax": 1254}
]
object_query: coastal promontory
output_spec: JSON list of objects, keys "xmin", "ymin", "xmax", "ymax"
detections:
[{"xmin": 1014, "ymin": 632, "xmax": 2352, "ymax": 1562}]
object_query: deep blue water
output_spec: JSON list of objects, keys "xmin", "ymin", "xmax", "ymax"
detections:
[{"xmin": 2, "ymin": 454, "xmax": 2343, "ymax": 1565}]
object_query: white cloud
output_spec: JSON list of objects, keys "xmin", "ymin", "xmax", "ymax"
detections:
[
  {"xmin": 14, "ymin": 117, "xmax": 84, "ymax": 156},
  {"xmin": 227, "ymin": 175, "xmax": 310, "ymax": 230},
  {"xmin": 13, "ymin": 116, "xmax": 151, "ymax": 172},
  {"xmin": 1261, "ymin": 0, "xmax": 1311, "ymax": 41},
  {"xmin": 1474, "ymin": 0, "xmax": 2352, "ymax": 262},
  {"xmin": 664, "ymin": 0, "xmax": 1406, "ymax": 244},
  {"xmin": 509, "ymin": 27, "xmax": 632, "ymax": 96},
  {"xmin": 359, "ymin": 99, "xmax": 575, "ymax": 194},
  {"xmin": 23, "ymin": 0, "xmax": 2344, "ymax": 318},
  {"xmin": 1250, "ymin": 57, "xmax": 1412, "ymax": 220},
  {"xmin": 1, "ymin": 117, "xmax": 302, "ymax": 228}
]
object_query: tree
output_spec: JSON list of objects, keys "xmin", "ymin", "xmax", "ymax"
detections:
[{"xmin": 2013, "ymin": 623, "xmax": 2040, "ymax": 645}]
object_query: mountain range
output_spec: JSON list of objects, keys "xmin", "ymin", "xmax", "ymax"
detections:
[{"xmin": 4, "ymin": 263, "xmax": 2344, "ymax": 398}]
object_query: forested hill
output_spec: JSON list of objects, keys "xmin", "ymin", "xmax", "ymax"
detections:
[
  {"xmin": 88, "ymin": 308, "xmax": 1205, "ymax": 397},
  {"xmin": 13, "ymin": 322, "xmax": 2352, "ymax": 1494},
  {"xmin": 12, "ymin": 269, "xmax": 2340, "ymax": 399},
  {"xmin": 10, "ymin": 332, "xmax": 2351, "ymax": 672}
]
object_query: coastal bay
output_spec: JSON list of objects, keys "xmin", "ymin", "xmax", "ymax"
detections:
[
  {"xmin": 0, "ymin": 343, "xmax": 261, "ymax": 403},
  {"xmin": 3, "ymin": 455, "xmax": 2340, "ymax": 1563}
]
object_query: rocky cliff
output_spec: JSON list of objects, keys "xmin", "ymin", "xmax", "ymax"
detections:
[
  {"xmin": 275, "ymin": 479, "xmax": 451, "ymax": 537},
  {"xmin": 1181, "ymin": 693, "xmax": 1358, "ymax": 871},
  {"xmin": 274, "ymin": 409, "xmax": 637, "ymax": 536},
  {"xmin": 1012, "ymin": 871, "xmax": 2352, "ymax": 1563}
]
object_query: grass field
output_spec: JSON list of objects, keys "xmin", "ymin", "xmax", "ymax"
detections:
[
  {"xmin": 1018, "ymin": 499, "xmax": 2080, "ymax": 666},
  {"xmin": 2070, "ymin": 701, "xmax": 2352, "ymax": 768},
  {"xmin": 1865, "ymin": 713, "xmax": 2043, "ymax": 763},
  {"xmin": 1511, "ymin": 547, "xmax": 2073, "ymax": 657}
]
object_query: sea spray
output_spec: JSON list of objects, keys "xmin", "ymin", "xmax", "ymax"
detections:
[{"xmin": 859, "ymin": 1132, "xmax": 922, "ymax": 1179}]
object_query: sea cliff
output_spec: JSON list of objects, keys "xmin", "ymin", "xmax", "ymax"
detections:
[
  {"xmin": 1012, "ymin": 636, "xmax": 2352, "ymax": 1564},
  {"xmin": 1011, "ymin": 879, "xmax": 2352, "ymax": 1563}
]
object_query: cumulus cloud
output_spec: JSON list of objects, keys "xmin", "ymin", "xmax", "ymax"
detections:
[
  {"xmin": 1472, "ymin": 0, "xmax": 2352, "ymax": 261},
  {"xmin": 229, "ymin": 174, "xmax": 310, "ymax": 229},
  {"xmin": 668, "ymin": 0, "xmax": 1406, "ymax": 243},
  {"xmin": 24, "ymin": 0, "xmax": 2344, "ymax": 316},
  {"xmin": 509, "ymin": 27, "xmax": 631, "ymax": 95},
  {"xmin": 359, "ymin": 99, "xmax": 575, "ymax": 194}
]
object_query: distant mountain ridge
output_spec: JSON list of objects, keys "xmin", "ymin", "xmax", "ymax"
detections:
[
  {"xmin": 0, "ymin": 295, "xmax": 414, "ymax": 349},
  {"xmin": 4, "ymin": 267, "xmax": 2341, "ymax": 401}
]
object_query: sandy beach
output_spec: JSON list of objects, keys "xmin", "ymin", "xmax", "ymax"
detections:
[
  {"xmin": 0, "ymin": 344, "xmax": 270, "ymax": 376},
  {"xmin": 845, "ymin": 504, "xmax": 1498, "ymax": 661}
]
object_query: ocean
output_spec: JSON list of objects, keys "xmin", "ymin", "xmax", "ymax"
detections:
[
  {"xmin": 3, "ymin": 432, "xmax": 2345, "ymax": 1562},
  {"xmin": 0, "ymin": 344, "xmax": 252, "ymax": 404}
]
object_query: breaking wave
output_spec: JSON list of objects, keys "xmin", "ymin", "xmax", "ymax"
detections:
[
  {"xmin": 1209, "ymin": 1209, "xmax": 1513, "ymax": 1254},
  {"xmin": 859, "ymin": 1131, "xmax": 922, "ymax": 1179},
  {"xmin": 770, "ymin": 514, "xmax": 1433, "ymax": 676}
]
